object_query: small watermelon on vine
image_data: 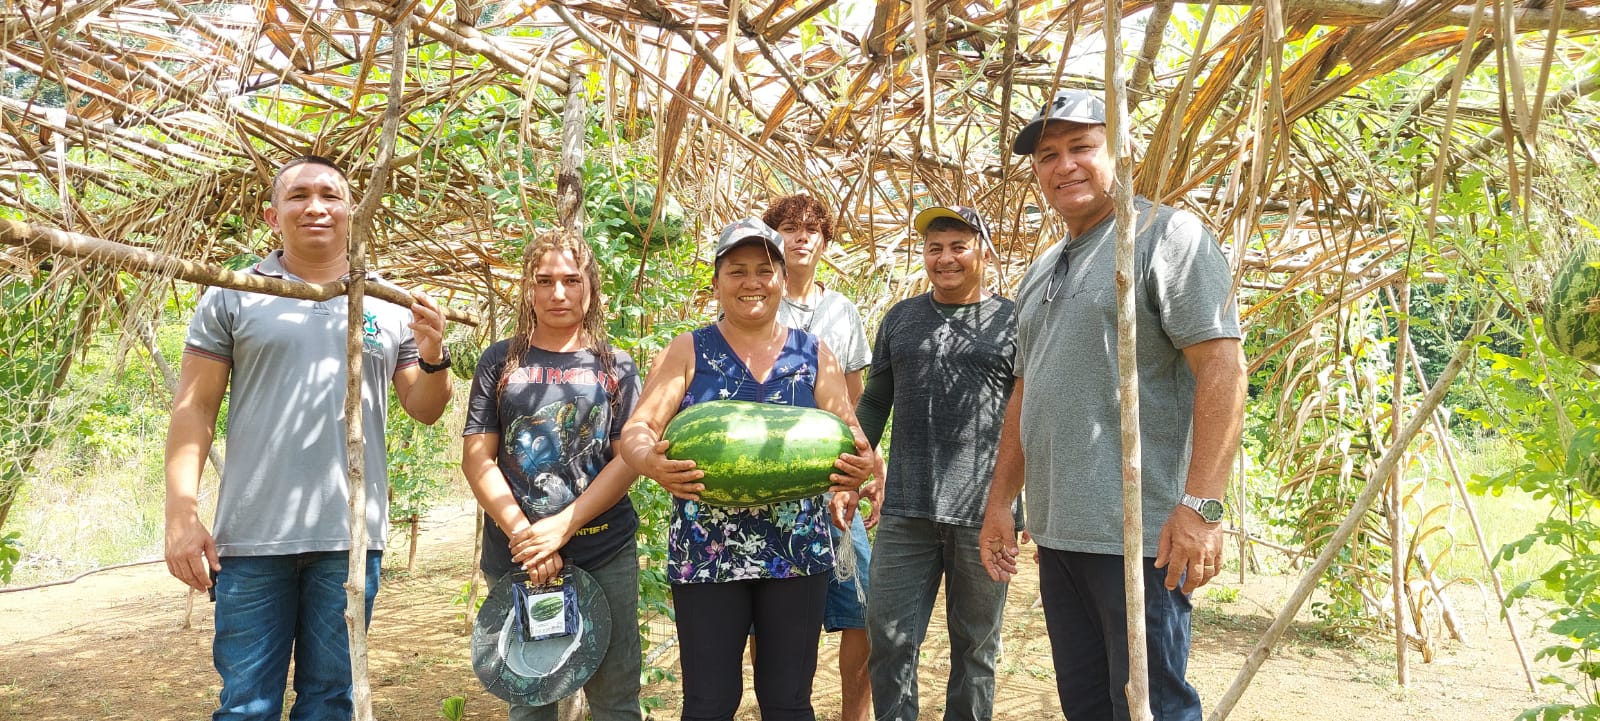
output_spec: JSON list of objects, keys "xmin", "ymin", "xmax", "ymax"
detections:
[
  {"xmin": 1545, "ymin": 242, "xmax": 1600, "ymax": 364},
  {"xmin": 447, "ymin": 330, "xmax": 482, "ymax": 382}
]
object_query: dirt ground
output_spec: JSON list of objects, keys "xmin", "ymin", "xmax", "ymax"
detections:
[{"xmin": 0, "ymin": 501, "xmax": 1553, "ymax": 720}]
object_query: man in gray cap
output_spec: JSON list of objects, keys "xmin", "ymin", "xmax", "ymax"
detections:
[{"xmin": 977, "ymin": 89, "xmax": 1247, "ymax": 721}]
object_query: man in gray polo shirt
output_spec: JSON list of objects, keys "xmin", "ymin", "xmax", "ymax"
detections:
[
  {"xmin": 977, "ymin": 91, "xmax": 1247, "ymax": 721},
  {"xmin": 163, "ymin": 156, "xmax": 453, "ymax": 720}
]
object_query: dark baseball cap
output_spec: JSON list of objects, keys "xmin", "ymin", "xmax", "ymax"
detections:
[
  {"xmin": 913, "ymin": 205, "xmax": 993, "ymax": 249},
  {"xmin": 1012, "ymin": 89, "xmax": 1107, "ymax": 155},
  {"xmin": 714, "ymin": 217, "xmax": 784, "ymax": 262}
]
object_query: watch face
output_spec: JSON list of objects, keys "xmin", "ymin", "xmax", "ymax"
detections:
[{"xmin": 1199, "ymin": 499, "xmax": 1225, "ymax": 523}]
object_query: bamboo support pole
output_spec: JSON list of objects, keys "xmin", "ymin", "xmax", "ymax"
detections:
[
  {"xmin": 1390, "ymin": 279, "xmax": 1411, "ymax": 685},
  {"xmin": 1104, "ymin": 4, "xmax": 1154, "ymax": 719},
  {"xmin": 340, "ymin": 13, "xmax": 410, "ymax": 721},
  {"xmin": 554, "ymin": 67, "xmax": 589, "ymax": 721},
  {"xmin": 0, "ymin": 219, "xmax": 478, "ymax": 327},
  {"xmin": 1207, "ymin": 307, "xmax": 1496, "ymax": 721}
]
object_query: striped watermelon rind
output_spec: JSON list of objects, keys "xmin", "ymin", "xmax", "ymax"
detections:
[
  {"xmin": 1546, "ymin": 244, "xmax": 1600, "ymax": 364},
  {"xmin": 663, "ymin": 400, "xmax": 854, "ymax": 507}
]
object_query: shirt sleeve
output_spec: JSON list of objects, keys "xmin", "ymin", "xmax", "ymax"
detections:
[
  {"xmin": 1147, "ymin": 211, "xmax": 1242, "ymax": 349},
  {"xmin": 183, "ymin": 287, "xmax": 236, "ymax": 365},
  {"xmin": 461, "ymin": 341, "xmax": 507, "ymax": 437},
  {"xmin": 831, "ymin": 293, "xmax": 872, "ymax": 373},
  {"xmin": 610, "ymin": 351, "xmax": 643, "ymax": 442},
  {"xmin": 855, "ymin": 309, "xmax": 896, "ymax": 449}
]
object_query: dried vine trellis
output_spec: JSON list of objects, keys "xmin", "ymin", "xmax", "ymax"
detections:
[{"xmin": 5, "ymin": 0, "xmax": 1600, "ymax": 715}]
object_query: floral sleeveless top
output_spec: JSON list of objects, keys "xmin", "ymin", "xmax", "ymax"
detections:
[{"xmin": 666, "ymin": 324, "xmax": 836, "ymax": 584}]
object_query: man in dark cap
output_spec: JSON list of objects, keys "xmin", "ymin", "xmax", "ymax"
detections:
[{"xmin": 977, "ymin": 90, "xmax": 1247, "ymax": 721}]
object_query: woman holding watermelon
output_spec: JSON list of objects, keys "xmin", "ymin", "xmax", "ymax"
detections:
[{"xmin": 620, "ymin": 218, "xmax": 878, "ymax": 721}]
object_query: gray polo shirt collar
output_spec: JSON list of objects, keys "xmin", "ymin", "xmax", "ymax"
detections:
[{"xmin": 253, "ymin": 249, "xmax": 381, "ymax": 283}]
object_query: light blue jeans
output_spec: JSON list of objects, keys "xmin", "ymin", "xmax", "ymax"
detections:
[
  {"xmin": 865, "ymin": 515, "xmax": 1008, "ymax": 721},
  {"xmin": 501, "ymin": 541, "xmax": 643, "ymax": 721},
  {"xmin": 212, "ymin": 550, "xmax": 381, "ymax": 721}
]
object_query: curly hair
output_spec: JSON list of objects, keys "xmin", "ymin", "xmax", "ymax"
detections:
[{"xmin": 762, "ymin": 193, "xmax": 834, "ymax": 245}]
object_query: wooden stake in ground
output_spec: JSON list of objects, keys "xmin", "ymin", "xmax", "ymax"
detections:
[
  {"xmin": 1102, "ymin": 4, "xmax": 1154, "ymax": 719},
  {"xmin": 555, "ymin": 66, "xmax": 589, "ymax": 721},
  {"xmin": 1207, "ymin": 307, "xmax": 1496, "ymax": 721},
  {"xmin": 341, "ymin": 12, "xmax": 411, "ymax": 721}
]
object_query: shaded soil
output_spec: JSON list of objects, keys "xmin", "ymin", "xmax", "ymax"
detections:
[{"xmin": 0, "ymin": 502, "xmax": 1552, "ymax": 720}]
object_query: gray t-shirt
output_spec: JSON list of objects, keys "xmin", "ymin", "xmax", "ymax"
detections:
[
  {"xmin": 1013, "ymin": 198, "xmax": 1240, "ymax": 557},
  {"xmin": 778, "ymin": 285, "xmax": 870, "ymax": 374},
  {"xmin": 856, "ymin": 293, "xmax": 1017, "ymax": 527},
  {"xmin": 184, "ymin": 250, "xmax": 420, "ymax": 557}
]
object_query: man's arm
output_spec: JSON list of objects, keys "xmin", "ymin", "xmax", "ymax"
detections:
[
  {"xmin": 394, "ymin": 290, "xmax": 452, "ymax": 424},
  {"xmin": 978, "ymin": 377, "xmax": 1027, "ymax": 582},
  {"xmin": 1154, "ymin": 336, "xmax": 1246, "ymax": 593},
  {"xmin": 164, "ymin": 353, "xmax": 230, "ymax": 592},
  {"xmin": 844, "ymin": 369, "xmax": 864, "ymax": 407}
]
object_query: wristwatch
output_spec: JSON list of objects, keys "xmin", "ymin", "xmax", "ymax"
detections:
[
  {"xmin": 1179, "ymin": 493, "xmax": 1225, "ymax": 524},
  {"xmin": 418, "ymin": 347, "xmax": 452, "ymax": 374}
]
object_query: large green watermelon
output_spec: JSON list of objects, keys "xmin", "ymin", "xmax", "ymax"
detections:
[
  {"xmin": 1546, "ymin": 244, "xmax": 1600, "ymax": 363},
  {"xmin": 663, "ymin": 400, "xmax": 854, "ymax": 507}
]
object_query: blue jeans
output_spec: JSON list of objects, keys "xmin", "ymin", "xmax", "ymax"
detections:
[
  {"xmin": 865, "ymin": 515, "xmax": 1008, "ymax": 721},
  {"xmin": 1037, "ymin": 549, "xmax": 1201, "ymax": 721},
  {"xmin": 824, "ymin": 504, "xmax": 872, "ymax": 632},
  {"xmin": 501, "ymin": 542, "xmax": 644, "ymax": 721},
  {"xmin": 212, "ymin": 550, "xmax": 381, "ymax": 721}
]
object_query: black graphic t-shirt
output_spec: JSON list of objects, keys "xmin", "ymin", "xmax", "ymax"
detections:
[{"xmin": 463, "ymin": 340, "xmax": 641, "ymax": 573}]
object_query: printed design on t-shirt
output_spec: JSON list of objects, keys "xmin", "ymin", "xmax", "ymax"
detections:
[
  {"xmin": 504, "ymin": 398, "xmax": 609, "ymax": 520},
  {"xmin": 360, "ymin": 310, "xmax": 384, "ymax": 355}
]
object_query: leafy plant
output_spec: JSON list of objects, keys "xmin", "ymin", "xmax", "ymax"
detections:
[
  {"xmin": 439, "ymin": 694, "xmax": 466, "ymax": 721},
  {"xmin": 0, "ymin": 531, "xmax": 21, "ymax": 583}
]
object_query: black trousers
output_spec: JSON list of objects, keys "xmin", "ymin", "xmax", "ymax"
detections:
[
  {"xmin": 1038, "ymin": 548, "xmax": 1203, "ymax": 721},
  {"xmin": 671, "ymin": 573, "xmax": 829, "ymax": 721}
]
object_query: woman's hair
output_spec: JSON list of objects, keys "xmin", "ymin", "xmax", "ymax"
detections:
[
  {"xmin": 762, "ymin": 193, "xmax": 833, "ymax": 245},
  {"xmin": 498, "ymin": 229, "xmax": 622, "ymax": 421}
]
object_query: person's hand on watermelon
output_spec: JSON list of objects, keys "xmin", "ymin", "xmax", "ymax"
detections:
[
  {"xmin": 828, "ymin": 430, "xmax": 876, "ymax": 493},
  {"xmin": 639, "ymin": 438, "xmax": 706, "ymax": 501}
]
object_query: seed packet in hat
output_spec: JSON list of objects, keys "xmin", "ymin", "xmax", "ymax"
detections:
[{"xmin": 471, "ymin": 565, "xmax": 612, "ymax": 707}]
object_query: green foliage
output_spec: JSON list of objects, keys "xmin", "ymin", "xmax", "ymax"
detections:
[
  {"xmin": 439, "ymin": 694, "xmax": 466, "ymax": 721},
  {"xmin": 385, "ymin": 386, "xmax": 457, "ymax": 532},
  {"xmin": 1472, "ymin": 316, "xmax": 1600, "ymax": 716},
  {"xmin": 0, "ymin": 531, "xmax": 21, "ymax": 583}
]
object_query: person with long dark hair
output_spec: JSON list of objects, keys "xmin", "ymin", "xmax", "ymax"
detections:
[{"xmin": 461, "ymin": 229, "xmax": 643, "ymax": 721}]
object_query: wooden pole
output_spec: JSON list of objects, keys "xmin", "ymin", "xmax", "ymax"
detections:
[
  {"xmin": 0, "ymin": 219, "xmax": 478, "ymax": 327},
  {"xmin": 342, "ymin": 12, "xmax": 411, "ymax": 721},
  {"xmin": 555, "ymin": 67, "xmax": 589, "ymax": 721},
  {"xmin": 1389, "ymin": 279, "xmax": 1410, "ymax": 684},
  {"xmin": 1102, "ymin": 3, "xmax": 1153, "ymax": 719},
  {"xmin": 1207, "ymin": 307, "xmax": 1496, "ymax": 721}
]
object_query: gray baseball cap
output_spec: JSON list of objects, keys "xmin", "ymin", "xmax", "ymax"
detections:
[
  {"xmin": 714, "ymin": 217, "xmax": 784, "ymax": 262},
  {"xmin": 1012, "ymin": 89, "xmax": 1107, "ymax": 155}
]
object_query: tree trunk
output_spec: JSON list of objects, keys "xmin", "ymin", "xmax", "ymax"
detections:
[{"xmin": 340, "ymin": 13, "xmax": 411, "ymax": 721}]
